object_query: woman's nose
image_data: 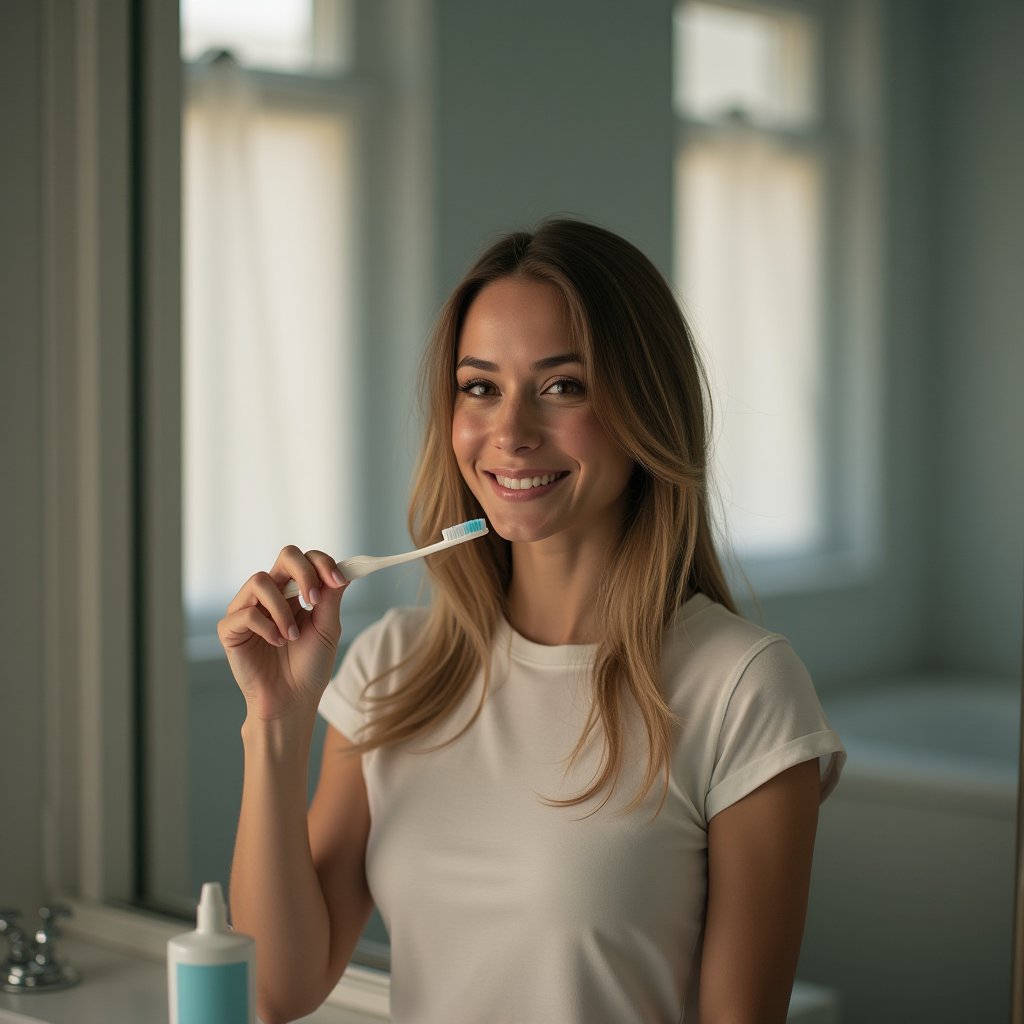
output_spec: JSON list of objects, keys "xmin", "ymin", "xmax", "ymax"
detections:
[{"xmin": 492, "ymin": 395, "xmax": 541, "ymax": 452}]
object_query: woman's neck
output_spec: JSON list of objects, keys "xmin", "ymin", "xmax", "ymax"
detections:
[{"xmin": 504, "ymin": 539, "xmax": 610, "ymax": 646}]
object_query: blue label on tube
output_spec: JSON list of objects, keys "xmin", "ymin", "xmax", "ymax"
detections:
[{"xmin": 176, "ymin": 961, "xmax": 249, "ymax": 1024}]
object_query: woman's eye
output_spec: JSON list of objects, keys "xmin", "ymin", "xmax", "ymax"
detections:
[
  {"xmin": 456, "ymin": 378, "xmax": 495, "ymax": 397},
  {"xmin": 545, "ymin": 378, "xmax": 585, "ymax": 396}
]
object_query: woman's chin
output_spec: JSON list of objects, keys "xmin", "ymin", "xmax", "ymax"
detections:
[{"xmin": 485, "ymin": 517, "xmax": 554, "ymax": 545}]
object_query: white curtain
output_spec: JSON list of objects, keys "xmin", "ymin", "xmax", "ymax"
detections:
[
  {"xmin": 676, "ymin": 130, "xmax": 824, "ymax": 556},
  {"xmin": 183, "ymin": 57, "xmax": 357, "ymax": 615}
]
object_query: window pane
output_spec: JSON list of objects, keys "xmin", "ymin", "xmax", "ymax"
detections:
[
  {"xmin": 674, "ymin": 0, "xmax": 818, "ymax": 129},
  {"xmin": 183, "ymin": 72, "xmax": 359, "ymax": 617},
  {"xmin": 181, "ymin": 0, "xmax": 353, "ymax": 72},
  {"xmin": 675, "ymin": 135, "xmax": 825, "ymax": 556}
]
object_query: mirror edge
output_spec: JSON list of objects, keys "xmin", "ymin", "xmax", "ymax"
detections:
[{"xmin": 1014, "ymin": 589, "xmax": 1024, "ymax": 1024}]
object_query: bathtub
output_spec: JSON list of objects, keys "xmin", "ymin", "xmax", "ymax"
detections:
[{"xmin": 796, "ymin": 674, "xmax": 1020, "ymax": 1024}]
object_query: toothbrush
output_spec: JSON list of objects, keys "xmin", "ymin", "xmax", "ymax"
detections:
[{"xmin": 281, "ymin": 518, "xmax": 489, "ymax": 598}]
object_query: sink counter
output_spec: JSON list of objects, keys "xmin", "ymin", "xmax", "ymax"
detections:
[{"xmin": 0, "ymin": 938, "xmax": 379, "ymax": 1024}]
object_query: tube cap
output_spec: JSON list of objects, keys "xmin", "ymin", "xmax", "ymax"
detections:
[{"xmin": 196, "ymin": 882, "xmax": 229, "ymax": 934}]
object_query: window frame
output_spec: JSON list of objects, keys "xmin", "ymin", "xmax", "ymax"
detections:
[{"xmin": 672, "ymin": 0, "xmax": 885, "ymax": 595}]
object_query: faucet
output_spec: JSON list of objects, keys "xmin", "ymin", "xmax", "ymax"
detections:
[{"xmin": 0, "ymin": 905, "xmax": 80, "ymax": 993}]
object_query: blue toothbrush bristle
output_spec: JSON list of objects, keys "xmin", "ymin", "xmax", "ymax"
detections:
[{"xmin": 441, "ymin": 518, "xmax": 487, "ymax": 540}]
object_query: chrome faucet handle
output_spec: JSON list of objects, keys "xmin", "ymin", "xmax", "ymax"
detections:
[
  {"xmin": 34, "ymin": 904, "xmax": 73, "ymax": 960},
  {"xmin": 0, "ymin": 911, "xmax": 31, "ymax": 965}
]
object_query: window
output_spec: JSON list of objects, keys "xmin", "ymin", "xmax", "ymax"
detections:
[
  {"xmin": 181, "ymin": 8, "xmax": 361, "ymax": 620},
  {"xmin": 673, "ymin": 0, "xmax": 881, "ymax": 577}
]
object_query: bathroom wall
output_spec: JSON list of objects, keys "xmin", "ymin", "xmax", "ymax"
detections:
[
  {"xmin": 431, "ymin": 0, "xmax": 675, "ymax": 299},
  {"xmin": 0, "ymin": 0, "xmax": 46, "ymax": 917},
  {"xmin": 928, "ymin": 0, "xmax": 1024, "ymax": 677}
]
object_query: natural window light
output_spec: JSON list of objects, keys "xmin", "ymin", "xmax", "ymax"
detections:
[
  {"xmin": 180, "ymin": 0, "xmax": 360, "ymax": 626},
  {"xmin": 180, "ymin": 0, "xmax": 353, "ymax": 73},
  {"xmin": 183, "ymin": 66, "xmax": 359, "ymax": 617},
  {"xmin": 674, "ymin": 0, "xmax": 828, "ymax": 560}
]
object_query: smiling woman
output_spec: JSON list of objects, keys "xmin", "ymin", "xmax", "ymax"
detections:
[{"xmin": 221, "ymin": 219, "xmax": 844, "ymax": 1024}]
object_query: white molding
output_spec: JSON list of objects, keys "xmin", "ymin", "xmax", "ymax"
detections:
[{"xmin": 62, "ymin": 899, "xmax": 390, "ymax": 1019}]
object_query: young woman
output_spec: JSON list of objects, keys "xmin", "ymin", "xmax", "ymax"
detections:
[{"xmin": 220, "ymin": 219, "xmax": 845, "ymax": 1023}]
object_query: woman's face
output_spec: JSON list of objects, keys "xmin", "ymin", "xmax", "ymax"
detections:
[{"xmin": 451, "ymin": 276, "xmax": 634, "ymax": 549}]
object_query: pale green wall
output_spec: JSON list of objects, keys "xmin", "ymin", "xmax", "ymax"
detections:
[
  {"xmin": 432, "ymin": 0, "xmax": 675, "ymax": 297},
  {"xmin": 928, "ymin": 0, "xmax": 1024, "ymax": 675}
]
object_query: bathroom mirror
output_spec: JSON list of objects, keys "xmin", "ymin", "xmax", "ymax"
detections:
[{"xmin": 153, "ymin": 2, "xmax": 1024, "ymax": 1023}]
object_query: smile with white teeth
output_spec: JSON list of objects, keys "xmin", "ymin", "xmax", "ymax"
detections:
[{"xmin": 494, "ymin": 473, "xmax": 563, "ymax": 491}]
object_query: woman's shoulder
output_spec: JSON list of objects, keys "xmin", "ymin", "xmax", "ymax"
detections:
[
  {"xmin": 669, "ymin": 593, "xmax": 785, "ymax": 654},
  {"xmin": 664, "ymin": 594, "xmax": 806, "ymax": 702}
]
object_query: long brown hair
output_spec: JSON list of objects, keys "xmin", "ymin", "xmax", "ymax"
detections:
[{"xmin": 354, "ymin": 218, "xmax": 736, "ymax": 811}]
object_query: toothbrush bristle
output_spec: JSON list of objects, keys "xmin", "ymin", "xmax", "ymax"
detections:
[{"xmin": 441, "ymin": 518, "xmax": 488, "ymax": 541}]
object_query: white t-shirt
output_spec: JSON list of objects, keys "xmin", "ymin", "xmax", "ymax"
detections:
[{"xmin": 318, "ymin": 593, "xmax": 845, "ymax": 1023}]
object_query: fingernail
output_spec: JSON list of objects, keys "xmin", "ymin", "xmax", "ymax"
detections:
[
  {"xmin": 309, "ymin": 587, "xmax": 321, "ymax": 606},
  {"xmin": 332, "ymin": 570, "xmax": 347, "ymax": 587},
  {"xmin": 288, "ymin": 625, "xmax": 300, "ymax": 641},
  {"xmin": 299, "ymin": 594, "xmax": 313, "ymax": 611}
]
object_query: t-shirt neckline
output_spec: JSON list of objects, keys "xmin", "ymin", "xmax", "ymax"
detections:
[{"xmin": 498, "ymin": 592, "xmax": 713, "ymax": 667}]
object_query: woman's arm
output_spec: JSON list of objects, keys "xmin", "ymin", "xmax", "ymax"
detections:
[
  {"xmin": 307, "ymin": 726, "xmax": 375, "ymax": 987},
  {"xmin": 231, "ymin": 717, "xmax": 373, "ymax": 1024},
  {"xmin": 221, "ymin": 546, "xmax": 371, "ymax": 1023},
  {"xmin": 699, "ymin": 758, "xmax": 822, "ymax": 1023}
]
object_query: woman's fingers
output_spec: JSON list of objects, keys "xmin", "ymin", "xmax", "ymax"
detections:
[
  {"xmin": 225, "ymin": 570, "xmax": 299, "ymax": 642},
  {"xmin": 269, "ymin": 545, "xmax": 346, "ymax": 610},
  {"xmin": 219, "ymin": 546, "xmax": 348, "ymax": 655},
  {"xmin": 306, "ymin": 548, "xmax": 349, "ymax": 590},
  {"xmin": 218, "ymin": 603, "xmax": 289, "ymax": 650}
]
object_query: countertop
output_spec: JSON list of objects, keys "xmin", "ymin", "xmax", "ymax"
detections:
[{"xmin": 0, "ymin": 938, "xmax": 379, "ymax": 1024}]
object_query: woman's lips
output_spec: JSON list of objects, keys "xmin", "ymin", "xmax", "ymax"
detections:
[{"xmin": 485, "ymin": 470, "xmax": 569, "ymax": 499}]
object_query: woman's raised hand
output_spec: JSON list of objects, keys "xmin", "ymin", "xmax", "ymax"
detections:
[{"xmin": 218, "ymin": 546, "xmax": 349, "ymax": 722}]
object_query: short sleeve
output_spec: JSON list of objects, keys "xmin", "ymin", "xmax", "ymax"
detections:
[
  {"xmin": 705, "ymin": 637, "xmax": 845, "ymax": 820},
  {"xmin": 318, "ymin": 618, "xmax": 383, "ymax": 741}
]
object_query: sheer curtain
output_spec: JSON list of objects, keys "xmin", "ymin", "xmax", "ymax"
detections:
[
  {"xmin": 183, "ymin": 56, "xmax": 358, "ymax": 617},
  {"xmin": 676, "ymin": 129, "xmax": 824, "ymax": 557}
]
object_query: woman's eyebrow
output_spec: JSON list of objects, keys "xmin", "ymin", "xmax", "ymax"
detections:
[
  {"xmin": 532, "ymin": 353, "xmax": 582, "ymax": 370},
  {"xmin": 455, "ymin": 353, "xmax": 582, "ymax": 372}
]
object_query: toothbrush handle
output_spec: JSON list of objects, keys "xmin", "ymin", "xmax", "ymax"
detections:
[
  {"xmin": 339, "ymin": 534, "xmax": 459, "ymax": 580},
  {"xmin": 280, "ymin": 534, "xmax": 474, "ymax": 599}
]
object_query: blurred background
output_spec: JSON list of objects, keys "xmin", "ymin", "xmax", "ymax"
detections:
[{"xmin": 2, "ymin": 1, "xmax": 1022, "ymax": 1022}]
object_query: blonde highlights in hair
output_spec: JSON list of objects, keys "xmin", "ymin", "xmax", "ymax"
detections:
[{"xmin": 351, "ymin": 219, "xmax": 736, "ymax": 811}]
